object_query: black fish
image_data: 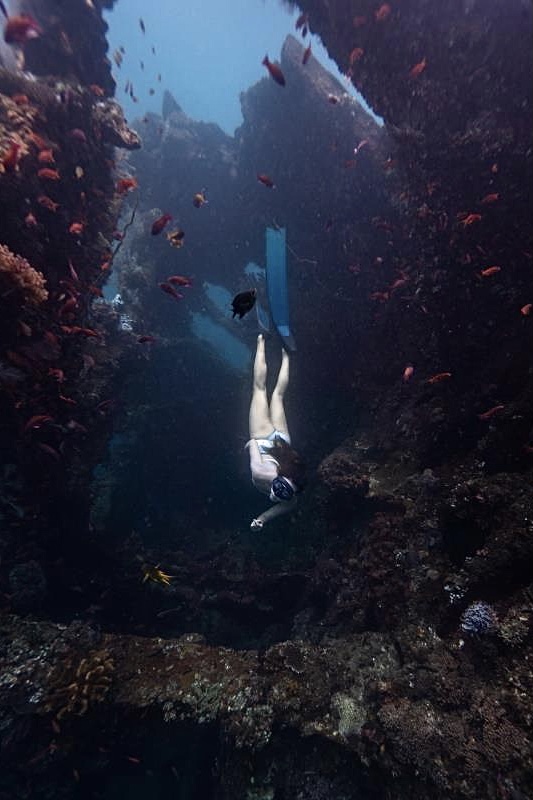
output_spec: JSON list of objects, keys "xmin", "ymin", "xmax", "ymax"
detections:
[
  {"xmin": 139, "ymin": 17, "xmax": 145, "ymax": 33},
  {"xmin": 232, "ymin": 289, "xmax": 257, "ymax": 319}
]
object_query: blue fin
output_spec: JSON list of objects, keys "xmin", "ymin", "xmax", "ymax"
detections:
[{"xmin": 266, "ymin": 227, "xmax": 296, "ymax": 351}]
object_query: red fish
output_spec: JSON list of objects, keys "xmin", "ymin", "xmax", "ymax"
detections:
[
  {"xmin": 38, "ymin": 148, "xmax": 55, "ymax": 164},
  {"xmin": 60, "ymin": 325, "xmax": 99, "ymax": 337},
  {"xmin": 409, "ymin": 57, "xmax": 426, "ymax": 78},
  {"xmin": 481, "ymin": 192, "xmax": 499, "ymax": 204},
  {"xmin": 302, "ymin": 44, "xmax": 311, "ymax": 65},
  {"xmin": 11, "ymin": 93, "xmax": 29, "ymax": 105},
  {"xmin": 375, "ymin": 3, "xmax": 391, "ymax": 22},
  {"xmin": 478, "ymin": 404, "xmax": 504, "ymax": 421},
  {"xmin": 257, "ymin": 173, "xmax": 275, "ymax": 188},
  {"xmin": 59, "ymin": 297, "xmax": 78, "ymax": 317},
  {"xmin": 69, "ymin": 222, "xmax": 84, "ymax": 236},
  {"xmin": 349, "ymin": 47, "xmax": 364, "ymax": 65},
  {"xmin": 459, "ymin": 213, "xmax": 482, "ymax": 226},
  {"xmin": 116, "ymin": 177, "xmax": 138, "ymax": 194},
  {"xmin": 68, "ymin": 128, "xmax": 87, "ymax": 143},
  {"xmin": 4, "ymin": 14, "xmax": 41, "ymax": 44},
  {"xmin": 28, "ymin": 132, "xmax": 47, "ymax": 150},
  {"xmin": 426, "ymin": 372, "xmax": 452, "ymax": 385},
  {"xmin": 167, "ymin": 275, "xmax": 193, "ymax": 287},
  {"xmin": 48, "ymin": 368, "xmax": 65, "ymax": 382},
  {"xmin": 37, "ymin": 168, "xmax": 60, "ymax": 180},
  {"xmin": 520, "ymin": 303, "xmax": 532, "ymax": 316},
  {"xmin": 159, "ymin": 282, "xmax": 183, "ymax": 302},
  {"xmin": 37, "ymin": 195, "xmax": 59, "ymax": 212},
  {"xmin": 262, "ymin": 55, "xmax": 285, "ymax": 87},
  {"xmin": 479, "ymin": 265, "xmax": 501, "ymax": 278},
  {"xmin": 151, "ymin": 213, "xmax": 172, "ymax": 236},
  {"xmin": 369, "ymin": 291, "xmax": 389, "ymax": 302},
  {"xmin": 403, "ymin": 365, "xmax": 414, "ymax": 382},
  {"xmin": 2, "ymin": 141, "xmax": 21, "ymax": 171},
  {"xmin": 138, "ymin": 335, "xmax": 156, "ymax": 344}
]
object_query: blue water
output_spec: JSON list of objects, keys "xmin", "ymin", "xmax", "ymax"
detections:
[{"xmin": 104, "ymin": 0, "xmax": 380, "ymax": 134}]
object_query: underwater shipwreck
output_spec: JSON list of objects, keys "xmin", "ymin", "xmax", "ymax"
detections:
[{"xmin": 0, "ymin": 0, "xmax": 532, "ymax": 798}]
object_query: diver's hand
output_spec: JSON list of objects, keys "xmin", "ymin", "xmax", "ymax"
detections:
[{"xmin": 250, "ymin": 518, "xmax": 264, "ymax": 532}]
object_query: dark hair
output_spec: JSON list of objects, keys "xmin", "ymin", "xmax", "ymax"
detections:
[{"xmin": 270, "ymin": 437, "xmax": 306, "ymax": 492}]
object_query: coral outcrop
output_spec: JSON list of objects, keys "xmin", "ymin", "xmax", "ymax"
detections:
[{"xmin": 0, "ymin": 243, "xmax": 47, "ymax": 304}]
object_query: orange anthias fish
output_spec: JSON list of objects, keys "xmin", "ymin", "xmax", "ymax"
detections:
[
  {"xmin": 69, "ymin": 222, "xmax": 84, "ymax": 236},
  {"xmin": 262, "ymin": 55, "xmax": 286, "ymax": 86},
  {"xmin": 409, "ymin": 57, "xmax": 426, "ymax": 78},
  {"xmin": 520, "ymin": 303, "xmax": 532, "ymax": 316},
  {"xmin": 479, "ymin": 265, "xmax": 501, "ymax": 278},
  {"xmin": 28, "ymin": 132, "xmax": 47, "ymax": 150},
  {"xmin": 2, "ymin": 141, "xmax": 21, "ymax": 171},
  {"xmin": 159, "ymin": 282, "xmax": 183, "ymax": 302},
  {"xmin": 375, "ymin": 3, "xmax": 392, "ymax": 22},
  {"xmin": 116, "ymin": 176, "xmax": 138, "ymax": 194},
  {"xmin": 481, "ymin": 192, "xmax": 499, "ymax": 204},
  {"xmin": 426, "ymin": 372, "xmax": 452, "ymax": 385},
  {"xmin": 302, "ymin": 44, "xmax": 311, "ymax": 65},
  {"xmin": 403, "ymin": 365, "xmax": 414, "ymax": 382},
  {"xmin": 167, "ymin": 275, "xmax": 193, "ymax": 287},
  {"xmin": 151, "ymin": 213, "xmax": 172, "ymax": 236},
  {"xmin": 4, "ymin": 14, "xmax": 41, "ymax": 44},
  {"xmin": 37, "ymin": 195, "xmax": 59, "ymax": 212},
  {"xmin": 478, "ymin": 404, "xmax": 505, "ymax": 421},
  {"xmin": 349, "ymin": 47, "xmax": 364, "ymax": 65},
  {"xmin": 257, "ymin": 173, "xmax": 275, "ymax": 188},
  {"xmin": 460, "ymin": 213, "xmax": 482, "ymax": 226},
  {"xmin": 38, "ymin": 148, "xmax": 55, "ymax": 164},
  {"xmin": 60, "ymin": 325, "xmax": 99, "ymax": 338},
  {"xmin": 37, "ymin": 168, "xmax": 60, "ymax": 180}
]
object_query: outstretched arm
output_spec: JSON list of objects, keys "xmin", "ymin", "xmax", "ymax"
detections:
[{"xmin": 250, "ymin": 496, "xmax": 297, "ymax": 530}]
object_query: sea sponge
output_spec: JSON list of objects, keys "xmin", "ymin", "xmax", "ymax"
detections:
[
  {"xmin": 0, "ymin": 243, "xmax": 48, "ymax": 304},
  {"xmin": 460, "ymin": 601, "xmax": 498, "ymax": 636}
]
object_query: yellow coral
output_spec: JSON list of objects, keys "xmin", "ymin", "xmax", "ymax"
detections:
[{"xmin": 0, "ymin": 243, "xmax": 47, "ymax": 304}]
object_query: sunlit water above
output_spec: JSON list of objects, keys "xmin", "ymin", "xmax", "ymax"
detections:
[{"xmin": 104, "ymin": 0, "xmax": 381, "ymax": 134}]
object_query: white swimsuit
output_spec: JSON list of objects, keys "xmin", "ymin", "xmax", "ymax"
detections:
[{"xmin": 249, "ymin": 430, "xmax": 290, "ymax": 494}]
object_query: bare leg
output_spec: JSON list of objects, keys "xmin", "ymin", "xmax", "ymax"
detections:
[
  {"xmin": 249, "ymin": 335, "xmax": 273, "ymax": 438},
  {"xmin": 269, "ymin": 348, "xmax": 290, "ymax": 439}
]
